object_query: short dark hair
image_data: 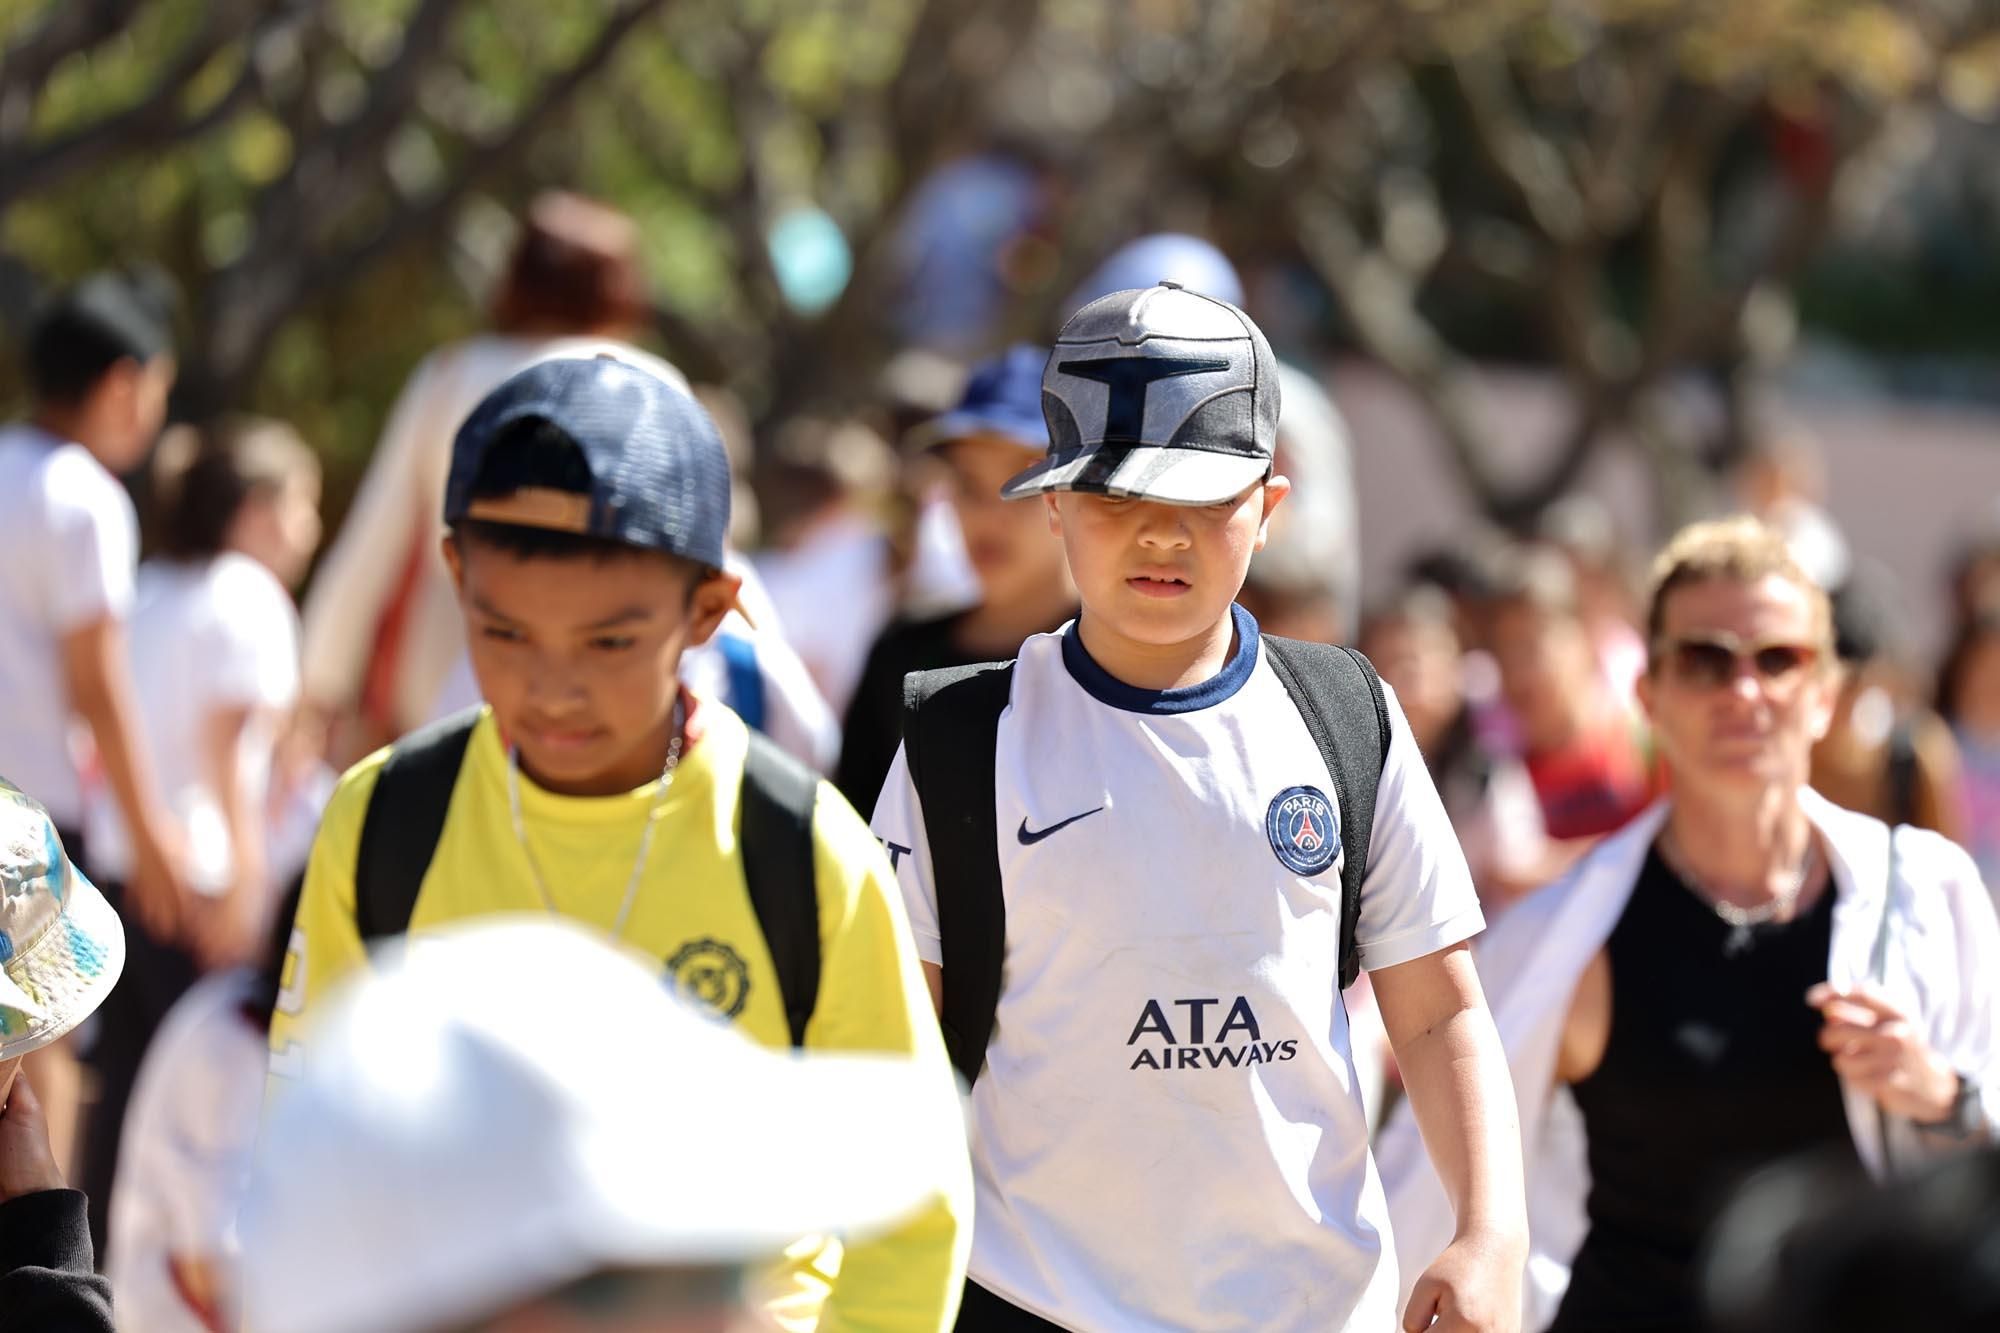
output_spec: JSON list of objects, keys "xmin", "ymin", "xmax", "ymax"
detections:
[
  {"xmin": 1830, "ymin": 560, "xmax": 1905, "ymax": 666},
  {"xmin": 1359, "ymin": 583, "xmax": 1457, "ymax": 645},
  {"xmin": 26, "ymin": 269, "xmax": 178, "ymax": 405},
  {"xmin": 152, "ymin": 416, "xmax": 319, "ymax": 562},
  {"xmin": 448, "ymin": 417, "xmax": 703, "ymax": 581},
  {"xmin": 1488, "ymin": 544, "xmax": 1580, "ymax": 620}
]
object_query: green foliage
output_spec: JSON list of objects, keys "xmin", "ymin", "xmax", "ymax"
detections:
[{"xmin": 1, "ymin": 0, "xmax": 1996, "ymax": 544}]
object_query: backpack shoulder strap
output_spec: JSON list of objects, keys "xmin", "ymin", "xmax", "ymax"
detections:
[
  {"xmin": 901, "ymin": 660, "xmax": 1015, "ymax": 1086},
  {"xmin": 1261, "ymin": 637, "xmax": 1392, "ymax": 989},
  {"xmin": 739, "ymin": 728, "xmax": 821, "ymax": 1048},
  {"xmin": 354, "ymin": 709, "xmax": 480, "ymax": 942}
]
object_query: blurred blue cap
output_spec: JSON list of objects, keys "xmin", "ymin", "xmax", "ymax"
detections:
[
  {"xmin": 444, "ymin": 357, "xmax": 731, "ymax": 570},
  {"xmin": 908, "ymin": 343, "xmax": 1050, "ymax": 453},
  {"xmin": 1063, "ymin": 234, "xmax": 1245, "ymax": 322}
]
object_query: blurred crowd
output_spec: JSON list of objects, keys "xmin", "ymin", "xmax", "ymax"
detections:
[{"xmin": 3, "ymin": 173, "xmax": 2000, "ymax": 1332}]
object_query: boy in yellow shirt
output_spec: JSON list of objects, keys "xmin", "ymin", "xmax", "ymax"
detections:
[{"xmin": 270, "ymin": 356, "xmax": 969, "ymax": 1331}]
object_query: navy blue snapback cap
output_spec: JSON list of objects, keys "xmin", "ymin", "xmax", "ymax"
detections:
[
  {"xmin": 444, "ymin": 356, "xmax": 731, "ymax": 570},
  {"xmin": 906, "ymin": 343, "xmax": 1051, "ymax": 455}
]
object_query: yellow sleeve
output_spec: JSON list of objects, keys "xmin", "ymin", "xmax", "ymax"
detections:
[
  {"xmin": 799, "ymin": 782, "xmax": 971, "ymax": 1333},
  {"xmin": 266, "ymin": 759, "xmax": 383, "ymax": 1085}
]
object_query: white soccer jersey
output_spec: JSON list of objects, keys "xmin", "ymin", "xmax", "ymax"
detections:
[{"xmin": 872, "ymin": 605, "xmax": 1482, "ymax": 1331}]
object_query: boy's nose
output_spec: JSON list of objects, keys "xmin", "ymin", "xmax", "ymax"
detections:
[
  {"xmin": 525, "ymin": 658, "xmax": 589, "ymax": 711},
  {"xmin": 1135, "ymin": 508, "xmax": 1192, "ymax": 549}
]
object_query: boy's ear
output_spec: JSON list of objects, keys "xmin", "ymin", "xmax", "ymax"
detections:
[
  {"xmin": 1044, "ymin": 493, "xmax": 1063, "ymax": 535},
  {"xmin": 685, "ymin": 566, "xmax": 742, "ymax": 649},
  {"xmin": 1252, "ymin": 475, "xmax": 1293, "ymax": 553},
  {"xmin": 440, "ymin": 533, "xmax": 465, "ymax": 592}
]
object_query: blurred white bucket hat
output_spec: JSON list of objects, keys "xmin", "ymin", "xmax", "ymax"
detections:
[
  {"xmin": 242, "ymin": 915, "xmax": 966, "ymax": 1333},
  {"xmin": 0, "ymin": 776, "xmax": 125, "ymax": 1062}
]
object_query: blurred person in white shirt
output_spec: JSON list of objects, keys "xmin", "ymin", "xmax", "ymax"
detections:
[
  {"xmin": 82, "ymin": 416, "xmax": 322, "ymax": 1261},
  {"xmin": 749, "ymin": 417, "xmax": 902, "ymax": 717},
  {"xmin": 301, "ymin": 192, "xmax": 837, "ymax": 771},
  {"xmin": 298, "ymin": 192, "xmax": 687, "ymax": 754},
  {"xmin": 0, "ymin": 273, "xmax": 185, "ymax": 1179},
  {"xmin": 104, "ymin": 953, "xmax": 280, "ymax": 1332}
]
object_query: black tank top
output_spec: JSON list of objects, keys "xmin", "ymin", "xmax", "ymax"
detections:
[{"xmin": 1548, "ymin": 846, "xmax": 1858, "ymax": 1333}]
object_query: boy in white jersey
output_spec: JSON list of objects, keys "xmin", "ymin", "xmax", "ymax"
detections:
[{"xmin": 872, "ymin": 283, "xmax": 1527, "ymax": 1332}]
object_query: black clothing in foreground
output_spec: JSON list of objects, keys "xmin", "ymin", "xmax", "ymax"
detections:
[
  {"xmin": 79, "ymin": 878, "xmax": 200, "ymax": 1258},
  {"xmin": 1549, "ymin": 847, "xmax": 1857, "ymax": 1333},
  {"xmin": 834, "ymin": 612, "xmax": 977, "ymax": 814},
  {"xmin": 0, "ymin": 1189, "xmax": 115, "ymax": 1332},
  {"xmin": 955, "ymin": 1279, "xmax": 1068, "ymax": 1331}
]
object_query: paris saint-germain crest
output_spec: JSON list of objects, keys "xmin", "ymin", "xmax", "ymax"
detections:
[{"xmin": 1265, "ymin": 785, "xmax": 1340, "ymax": 876}]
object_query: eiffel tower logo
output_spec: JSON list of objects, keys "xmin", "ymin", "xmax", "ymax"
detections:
[{"xmin": 1292, "ymin": 806, "xmax": 1323, "ymax": 851}]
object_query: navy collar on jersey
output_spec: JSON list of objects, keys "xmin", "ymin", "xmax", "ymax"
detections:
[{"xmin": 1060, "ymin": 602, "xmax": 1261, "ymax": 714}]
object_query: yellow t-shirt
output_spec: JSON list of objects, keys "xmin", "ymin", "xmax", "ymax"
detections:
[{"xmin": 269, "ymin": 701, "xmax": 969, "ymax": 1332}]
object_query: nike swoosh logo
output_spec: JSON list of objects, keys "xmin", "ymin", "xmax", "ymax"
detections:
[{"xmin": 1018, "ymin": 807, "xmax": 1105, "ymax": 844}]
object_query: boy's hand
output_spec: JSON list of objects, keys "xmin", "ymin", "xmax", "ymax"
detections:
[
  {"xmin": 0, "ymin": 1064, "xmax": 68, "ymax": 1200},
  {"xmin": 1404, "ymin": 1225, "xmax": 1525, "ymax": 1332},
  {"xmin": 189, "ymin": 885, "xmax": 265, "ymax": 973},
  {"xmin": 128, "ymin": 821, "xmax": 192, "ymax": 943}
]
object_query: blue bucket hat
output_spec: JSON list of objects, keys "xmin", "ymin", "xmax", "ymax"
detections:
[{"xmin": 907, "ymin": 343, "xmax": 1051, "ymax": 454}]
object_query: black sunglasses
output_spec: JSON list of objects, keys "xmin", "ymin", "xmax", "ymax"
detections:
[{"xmin": 1655, "ymin": 634, "xmax": 1819, "ymax": 689}]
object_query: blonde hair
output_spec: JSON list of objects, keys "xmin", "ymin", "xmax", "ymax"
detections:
[{"xmin": 1644, "ymin": 515, "xmax": 1833, "ymax": 662}]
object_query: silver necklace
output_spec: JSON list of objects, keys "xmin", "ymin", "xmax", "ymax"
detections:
[
  {"xmin": 505, "ymin": 700, "xmax": 684, "ymax": 938},
  {"xmin": 1662, "ymin": 833, "xmax": 1816, "ymax": 959}
]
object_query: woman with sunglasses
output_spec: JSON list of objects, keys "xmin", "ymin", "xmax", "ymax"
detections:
[{"xmin": 1379, "ymin": 516, "xmax": 2000, "ymax": 1332}]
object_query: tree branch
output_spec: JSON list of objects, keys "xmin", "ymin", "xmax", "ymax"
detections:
[
  {"xmin": 256, "ymin": 0, "xmax": 462, "ymax": 256},
  {"xmin": 0, "ymin": 0, "xmax": 148, "ymax": 140},
  {"xmin": 1293, "ymin": 189, "xmax": 1512, "ymax": 514},
  {"xmin": 1447, "ymin": 46, "xmax": 1589, "ymax": 245},
  {"xmin": 191, "ymin": 0, "xmax": 676, "ymax": 408},
  {"xmin": 0, "ymin": 0, "xmax": 285, "ymax": 210}
]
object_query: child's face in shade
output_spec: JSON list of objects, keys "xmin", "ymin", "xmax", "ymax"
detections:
[
  {"xmin": 1047, "ymin": 479, "xmax": 1287, "ymax": 656},
  {"xmin": 445, "ymin": 535, "xmax": 737, "ymax": 797}
]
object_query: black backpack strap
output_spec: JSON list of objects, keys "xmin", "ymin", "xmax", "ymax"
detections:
[
  {"xmin": 902, "ymin": 660, "xmax": 1015, "ymax": 1087},
  {"xmin": 353, "ymin": 709, "xmax": 480, "ymax": 942},
  {"xmin": 739, "ymin": 730, "xmax": 822, "ymax": 1048},
  {"xmin": 1262, "ymin": 637, "xmax": 1391, "ymax": 989}
]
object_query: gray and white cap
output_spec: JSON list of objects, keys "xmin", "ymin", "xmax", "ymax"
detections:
[{"xmin": 1002, "ymin": 281, "xmax": 1281, "ymax": 507}]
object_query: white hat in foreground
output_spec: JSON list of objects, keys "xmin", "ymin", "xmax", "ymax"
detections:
[
  {"xmin": 0, "ymin": 777, "xmax": 125, "ymax": 1061},
  {"xmin": 241, "ymin": 916, "xmax": 966, "ymax": 1333}
]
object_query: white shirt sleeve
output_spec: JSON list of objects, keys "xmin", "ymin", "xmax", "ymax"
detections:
[
  {"xmin": 1353, "ymin": 682, "xmax": 1486, "ymax": 973},
  {"xmin": 43, "ymin": 451, "xmax": 136, "ymax": 633},
  {"xmin": 737, "ymin": 621, "xmax": 843, "ymax": 776},
  {"xmin": 870, "ymin": 743, "xmax": 941, "ymax": 966},
  {"xmin": 1910, "ymin": 828, "xmax": 2000, "ymax": 1138},
  {"xmin": 208, "ymin": 562, "xmax": 302, "ymax": 712},
  {"xmin": 298, "ymin": 349, "xmax": 455, "ymax": 708},
  {"xmin": 109, "ymin": 975, "xmax": 268, "ymax": 1311}
]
